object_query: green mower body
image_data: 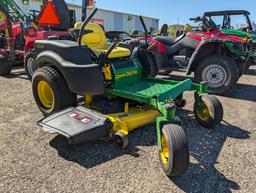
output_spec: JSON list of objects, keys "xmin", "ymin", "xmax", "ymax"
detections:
[{"xmin": 31, "ymin": 9, "xmax": 224, "ymax": 177}]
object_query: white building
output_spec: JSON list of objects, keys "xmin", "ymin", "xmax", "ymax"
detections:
[{"xmin": 16, "ymin": 0, "xmax": 159, "ymax": 32}]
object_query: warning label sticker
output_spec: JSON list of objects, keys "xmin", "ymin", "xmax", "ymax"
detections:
[{"xmin": 69, "ymin": 112, "xmax": 91, "ymax": 124}]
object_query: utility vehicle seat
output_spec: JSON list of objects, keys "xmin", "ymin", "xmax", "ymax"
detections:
[
  {"xmin": 154, "ymin": 33, "xmax": 186, "ymax": 46},
  {"xmin": 74, "ymin": 22, "xmax": 131, "ymax": 59}
]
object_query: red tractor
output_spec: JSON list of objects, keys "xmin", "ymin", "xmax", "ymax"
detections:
[{"xmin": 0, "ymin": 0, "xmax": 73, "ymax": 78}]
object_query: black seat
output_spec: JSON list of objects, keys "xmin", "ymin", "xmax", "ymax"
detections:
[
  {"xmin": 154, "ymin": 33, "xmax": 186, "ymax": 47},
  {"xmin": 154, "ymin": 36, "xmax": 175, "ymax": 46}
]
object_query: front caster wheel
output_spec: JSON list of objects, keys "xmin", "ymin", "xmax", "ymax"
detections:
[
  {"xmin": 113, "ymin": 132, "xmax": 128, "ymax": 148},
  {"xmin": 175, "ymin": 94, "xmax": 186, "ymax": 108},
  {"xmin": 194, "ymin": 94, "xmax": 223, "ymax": 128},
  {"xmin": 159, "ymin": 124, "xmax": 189, "ymax": 177}
]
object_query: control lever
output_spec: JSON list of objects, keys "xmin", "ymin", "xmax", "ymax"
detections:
[
  {"xmin": 98, "ymin": 43, "xmax": 117, "ymax": 67},
  {"xmin": 139, "ymin": 16, "xmax": 148, "ymax": 42},
  {"xmin": 105, "ymin": 42, "xmax": 117, "ymax": 58}
]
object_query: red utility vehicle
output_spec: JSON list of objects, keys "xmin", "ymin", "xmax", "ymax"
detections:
[{"xmin": 0, "ymin": 0, "xmax": 72, "ymax": 78}]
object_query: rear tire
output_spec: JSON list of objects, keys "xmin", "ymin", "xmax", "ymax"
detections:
[
  {"xmin": 158, "ymin": 124, "xmax": 189, "ymax": 177},
  {"xmin": 32, "ymin": 66, "xmax": 77, "ymax": 116},
  {"xmin": 195, "ymin": 55, "xmax": 239, "ymax": 95}
]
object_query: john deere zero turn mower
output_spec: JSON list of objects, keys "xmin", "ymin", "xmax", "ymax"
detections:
[{"xmin": 32, "ymin": 9, "xmax": 223, "ymax": 177}]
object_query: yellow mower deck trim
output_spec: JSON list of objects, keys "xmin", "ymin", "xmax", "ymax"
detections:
[{"xmin": 106, "ymin": 106, "xmax": 161, "ymax": 136}]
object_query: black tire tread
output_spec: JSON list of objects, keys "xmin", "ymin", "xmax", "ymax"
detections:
[
  {"xmin": 195, "ymin": 55, "xmax": 239, "ymax": 95},
  {"xmin": 32, "ymin": 66, "xmax": 76, "ymax": 116},
  {"xmin": 194, "ymin": 94, "xmax": 223, "ymax": 128},
  {"xmin": 160, "ymin": 124, "xmax": 189, "ymax": 177}
]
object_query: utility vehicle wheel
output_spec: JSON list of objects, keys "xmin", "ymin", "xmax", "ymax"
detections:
[
  {"xmin": 194, "ymin": 94, "xmax": 223, "ymax": 129},
  {"xmin": 195, "ymin": 55, "xmax": 239, "ymax": 95},
  {"xmin": 24, "ymin": 51, "xmax": 38, "ymax": 80},
  {"xmin": 113, "ymin": 132, "xmax": 128, "ymax": 148},
  {"xmin": 159, "ymin": 124, "xmax": 189, "ymax": 177},
  {"xmin": 32, "ymin": 66, "xmax": 77, "ymax": 116}
]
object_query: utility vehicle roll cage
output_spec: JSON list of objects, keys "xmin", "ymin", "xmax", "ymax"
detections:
[{"xmin": 203, "ymin": 10, "xmax": 254, "ymax": 31}]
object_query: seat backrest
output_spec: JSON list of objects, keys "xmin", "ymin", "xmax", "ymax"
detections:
[{"xmin": 74, "ymin": 22, "xmax": 108, "ymax": 50}]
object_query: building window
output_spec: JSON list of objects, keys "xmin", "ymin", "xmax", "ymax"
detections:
[{"xmin": 127, "ymin": 15, "xmax": 133, "ymax": 21}]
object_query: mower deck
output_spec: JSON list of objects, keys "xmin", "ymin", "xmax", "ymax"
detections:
[{"xmin": 38, "ymin": 105, "xmax": 160, "ymax": 144}]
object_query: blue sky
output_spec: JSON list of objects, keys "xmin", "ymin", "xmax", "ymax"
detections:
[{"xmin": 67, "ymin": 0, "xmax": 256, "ymax": 25}]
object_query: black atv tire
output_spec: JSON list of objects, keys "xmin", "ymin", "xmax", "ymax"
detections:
[
  {"xmin": 49, "ymin": 0, "xmax": 70, "ymax": 31},
  {"xmin": 158, "ymin": 124, "xmax": 189, "ymax": 177},
  {"xmin": 147, "ymin": 53, "xmax": 158, "ymax": 77},
  {"xmin": 32, "ymin": 66, "xmax": 77, "ymax": 116},
  {"xmin": 195, "ymin": 55, "xmax": 239, "ymax": 95},
  {"xmin": 139, "ymin": 51, "xmax": 158, "ymax": 78},
  {"xmin": 151, "ymin": 46, "xmax": 171, "ymax": 75},
  {"xmin": 24, "ymin": 50, "xmax": 38, "ymax": 80}
]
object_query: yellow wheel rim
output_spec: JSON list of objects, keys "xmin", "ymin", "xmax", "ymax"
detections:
[
  {"xmin": 37, "ymin": 81, "xmax": 54, "ymax": 109},
  {"xmin": 160, "ymin": 134, "xmax": 169, "ymax": 165},
  {"xmin": 197, "ymin": 103, "xmax": 210, "ymax": 121},
  {"xmin": 0, "ymin": 11, "xmax": 7, "ymax": 25}
]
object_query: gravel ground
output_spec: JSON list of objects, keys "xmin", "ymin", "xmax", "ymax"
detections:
[{"xmin": 0, "ymin": 67, "xmax": 255, "ymax": 193}]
